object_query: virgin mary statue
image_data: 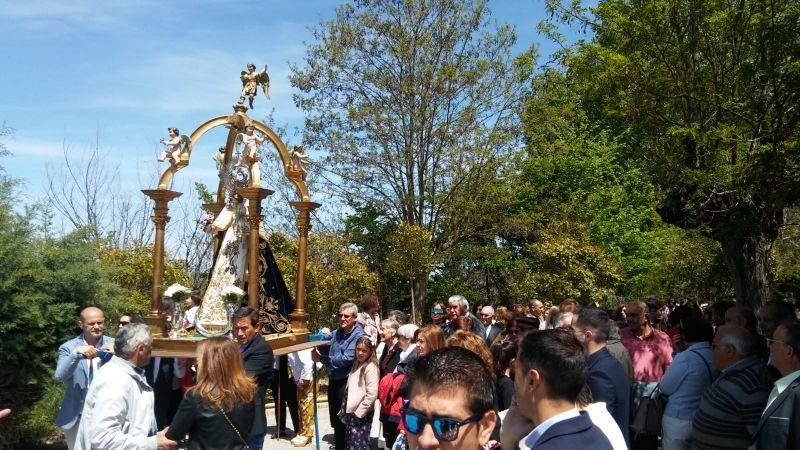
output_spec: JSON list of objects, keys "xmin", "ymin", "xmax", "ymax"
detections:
[{"xmin": 195, "ymin": 193, "xmax": 248, "ymax": 336}]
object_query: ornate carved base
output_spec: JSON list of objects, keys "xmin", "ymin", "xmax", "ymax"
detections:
[{"xmin": 151, "ymin": 331, "xmax": 310, "ymax": 358}]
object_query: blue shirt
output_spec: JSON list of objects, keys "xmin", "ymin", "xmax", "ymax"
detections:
[
  {"xmin": 659, "ymin": 342, "xmax": 716, "ymax": 421},
  {"xmin": 321, "ymin": 324, "xmax": 364, "ymax": 380}
]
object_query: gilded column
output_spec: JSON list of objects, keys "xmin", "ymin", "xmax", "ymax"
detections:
[
  {"xmin": 142, "ymin": 189, "xmax": 182, "ymax": 337},
  {"xmin": 237, "ymin": 188, "xmax": 274, "ymax": 310},
  {"xmin": 289, "ymin": 201, "xmax": 321, "ymax": 332}
]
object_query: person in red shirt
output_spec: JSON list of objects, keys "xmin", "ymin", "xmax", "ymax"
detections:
[{"xmin": 621, "ymin": 300, "xmax": 673, "ymax": 450}]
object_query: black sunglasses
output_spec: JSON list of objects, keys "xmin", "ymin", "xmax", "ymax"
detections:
[
  {"xmin": 401, "ymin": 406, "xmax": 482, "ymax": 442},
  {"xmin": 118, "ymin": 321, "xmax": 130, "ymax": 326}
]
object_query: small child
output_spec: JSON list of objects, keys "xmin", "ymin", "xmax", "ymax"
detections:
[{"xmin": 341, "ymin": 336, "xmax": 380, "ymax": 450}]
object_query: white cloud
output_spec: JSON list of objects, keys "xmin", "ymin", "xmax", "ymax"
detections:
[{"xmin": 6, "ymin": 137, "xmax": 67, "ymax": 159}]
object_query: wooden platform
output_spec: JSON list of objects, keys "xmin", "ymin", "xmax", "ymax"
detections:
[{"xmin": 152, "ymin": 331, "xmax": 312, "ymax": 358}]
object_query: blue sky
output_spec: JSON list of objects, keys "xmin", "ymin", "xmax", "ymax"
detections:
[{"xmin": 0, "ymin": 0, "xmax": 580, "ymax": 233}]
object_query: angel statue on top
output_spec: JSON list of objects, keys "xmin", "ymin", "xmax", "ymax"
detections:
[
  {"xmin": 239, "ymin": 63, "xmax": 270, "ymax": 109},
  {"xmin": 158, "ymin": 127, "xmax": 190, "ymax": 165},
  {"xmin": 194, "ymin": 192, "xmax": 249, "ymax": 336}
]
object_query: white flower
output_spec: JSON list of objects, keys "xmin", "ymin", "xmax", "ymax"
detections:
[
  {"xmin": 221, "ymin": 285, "xmax": 245, "ymax": 297},
  {"xmin": 164, "ymin": 283, "xmax": 191, "ymax": 298}
]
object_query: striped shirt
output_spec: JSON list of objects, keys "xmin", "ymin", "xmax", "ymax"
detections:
[{"xmin": 691, "ymin": 356, "xmax": 772, "ymax": 449}]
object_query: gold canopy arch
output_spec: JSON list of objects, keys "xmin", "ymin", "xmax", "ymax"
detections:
[
  {"xmin": 143, "ymin": 104, "xmax": 319, "ymax": 341},
  {"xmin": 156, "ymin": 104, "xmax": 310, "ymax": 201}
]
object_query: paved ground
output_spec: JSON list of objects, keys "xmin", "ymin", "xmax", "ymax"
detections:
[{"xmin": 262, "ymin": 401, "xmax": 386, "ymax": 450}]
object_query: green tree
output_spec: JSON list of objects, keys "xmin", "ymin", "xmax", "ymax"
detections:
[
  {"xmin": 99, "ymin": 245, "xmax": 192, "ymax": 316},
  {"xmin": 291, "ymin": 0, "xmax": 532, "ymax": 309},
  {"xmin": 545, "ymin": 0, "xmax": 800, "ymax": 307},
  {"xmin": 269, "ymin": 231, "xmax": 379, "ymax": 330},
  {"xmin": 386, "ymin": 223, "xmax": 433, "ymax": 322}
]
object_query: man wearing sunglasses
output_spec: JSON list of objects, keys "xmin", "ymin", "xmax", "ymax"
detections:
[
  {"xmin": 753, "ymin": 320, "xmax": 800, "ymax": 450},
  {"xmin": 403, "ymin": 347, "xmax": 497, "ymax": 450},
  {"xmin": 502, "ymin": 329, "xmax": 613, "ymax": 450},
  {"xmin": 312, "ymin": 302, "xmax": 364, "ymax": 450}
]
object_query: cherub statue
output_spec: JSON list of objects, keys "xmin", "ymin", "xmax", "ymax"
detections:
[
  {"xmin": 236, "ymin": 125, "xmax": 265, "ymax": 167},
  {"xmin": 158, "ymin": 127, "xmax": 190, "ymax": 165},
  {"xmin": 290, "ymin": 145, "xmax": 310, "ymax": 180},
  {"xmin": 239, "ymin": 63, "xmax": 270, "ymax": 109}
]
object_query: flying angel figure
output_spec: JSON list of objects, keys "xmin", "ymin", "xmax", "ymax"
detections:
[{"xmin": 239, "ymin": 63, "xmax": 270, "ymax": 109}]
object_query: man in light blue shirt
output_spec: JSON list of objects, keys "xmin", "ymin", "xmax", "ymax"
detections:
[
  {"xmin": 658, "ymin": 318, "xmax": 716, "ymax": 450},
  {"xmin": 55, "ymin": 307, "xmax": 115, "ymax": 450}
]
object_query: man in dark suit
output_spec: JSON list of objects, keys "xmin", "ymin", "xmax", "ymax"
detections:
[
  {"xmin": 501, "ymin": 329, "xmax": 613, "ymax": 450},
  {"xmin": 145, "ymin": 357, "xmax": 184, "ymax": 429},
  {"xmin": 753, "ymin": 320, "xmax": 800, "ymax": 449},
  {"xmin": 480, "ymin": 306, "xmax": 502, "ymax": 346},
  {"xmin": 573, "ymin": 308, "xmax": 630, "ymax": 447},
  {"xmin": 233, "ymin": 307, "xmax": 274, "ymax": 450}
]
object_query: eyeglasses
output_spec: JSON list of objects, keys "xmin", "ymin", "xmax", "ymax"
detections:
[
  {"xmin": 506, "ymin": 328, "xmax": 519, "ymax": 335},
  {"xmin": 401, "ymin": 407, "xmax": 482, "ymax": 442},
  {"xmin": 431, "ymin": 309, "xmax": 444, "ymax": 315},
  {"xmin": 765, "ymin": 337, "xmax": 789, "ymax": 346},
  {"xmin": 339, "ymin": 313, "xmax": 354, "ymax": 319},
  {"xmin": 118, "ymin": 321, "xmax": 130, "ymax": 326}
]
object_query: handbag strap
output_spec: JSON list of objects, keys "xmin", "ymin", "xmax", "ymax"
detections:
[
  {"xmin": 689, "ymin": 349, "xmax": 713, "ymax": 382},
  {"xmin": 220, "ymin": 407, "xmax": 249, "ymax": 450}
]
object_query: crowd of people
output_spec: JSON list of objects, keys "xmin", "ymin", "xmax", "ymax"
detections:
[{"xmin": 52, "ymin": 294, "xmax": 800, "ymax": 450}]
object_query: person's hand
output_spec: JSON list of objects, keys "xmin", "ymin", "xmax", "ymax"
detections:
[
  {"xmin": 296, "ymin": 379, "xmax": 309, "ymax": 389},
  {"xmin": 311, "ymin": 348, "xmax": 321, "ymax": 363},
  {"xmin": 156, "ymin": 428, "xmax": 178, "ymax": 450},
  {"xmin": 103, "ymin": 343, "xmax": 115, "ymax": 355},
  {"xmin": 500, "ymin": 401, "xmax": 534, "ymax": 450},
  {"xmin": 76, "ymin": 345, "xmax": 99, "ymax": 359},
  {"xmin": 0, "ymin": 409, "xmax": 11, "ymax": 420}
]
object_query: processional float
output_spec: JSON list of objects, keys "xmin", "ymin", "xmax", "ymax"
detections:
[{"xmin": 145, "ymin": 64, "xmax": 320, "ymax": 356}]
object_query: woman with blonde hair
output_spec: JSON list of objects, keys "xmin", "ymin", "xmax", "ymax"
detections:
[
  {"xmin": 166, "ymin": 336, "xmax": 257, "ymax": 449},
  {"xmin": 447, "ymin": 330, "xmax": 495, "ymax": 381},
  {"xmin": 415, "ymin": 325, "xmax": 445, "ymax": 357}
]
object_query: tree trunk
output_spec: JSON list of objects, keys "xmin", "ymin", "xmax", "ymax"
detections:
[
  {"xmin": 719, "ymin": 235, "xmax": 773, "ymax": 309},
  {"xmin": 412, "ymin": 277, "xmax": 428, "ymax": 324}
]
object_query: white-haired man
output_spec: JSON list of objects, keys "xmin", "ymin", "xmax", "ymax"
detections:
[
  {"xmin": 444, "ymin": 295, "xmax": 486, "ymax": 338},
  {"xmin": 480, "ymin": 306, "xmax": 501, "ymax": 345},
  {"xmin": 76, "ymin": 323, "xmax": 176, "ymax": 450}
]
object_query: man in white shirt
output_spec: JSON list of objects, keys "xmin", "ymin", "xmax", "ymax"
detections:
[
  {"xmin": 501, "ymin": 329, "xmax": 613, "ymax": 450},
  {"xmin": 76, "ymin": 323, "xmax": 176, "ymax": 450}
]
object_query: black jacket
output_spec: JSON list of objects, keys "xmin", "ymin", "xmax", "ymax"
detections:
[
  {"xmin": 379, "ymin": 344, "xmax": 402, "ymax": 378},
  {"xmin": 753, "ymin": 375, "xmax": 800, "ymax": 450},
  {"xmin": 586, "ymin": 347, "xmax": 630, "ymax": 447},
  {"xmin": 166, "ymin": 390, "xmax": 255, "ymax": 450},
  {"xmin": 145, "ymin": 357, "xmax": 183, "ymax": 429},
  {"xmin": 240, "ymin": 333, "xmax": 274, "ymax": 436}
]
